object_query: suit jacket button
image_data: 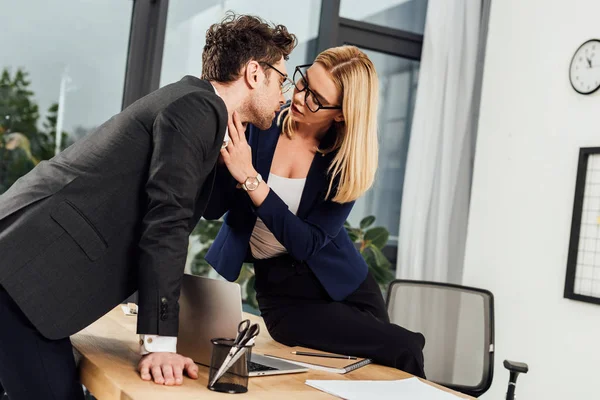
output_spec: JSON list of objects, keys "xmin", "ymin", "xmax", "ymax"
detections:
[{"xmin": 161, "ymin": 297, "xmax": 168, "ymax": 304}]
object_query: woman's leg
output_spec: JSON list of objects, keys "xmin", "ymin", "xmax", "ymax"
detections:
[
  {"xmin": 340, "ymin": 270, "xmax": 390, "ymax": 323},
  {"xmin": 265, "ymin": 301, "xmax": 426, "ymax": 378},
  {"xmin": 255, "ymin": 257, "xmax": 426, "ymax": 377}
]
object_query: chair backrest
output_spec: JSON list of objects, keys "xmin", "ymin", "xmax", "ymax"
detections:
[{"xmin": 386, "ymin": 280, "xmax": 494, "ymax": 397}]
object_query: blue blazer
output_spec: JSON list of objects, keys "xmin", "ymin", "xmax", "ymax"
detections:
[{"xmin": 204, "ymin": 115, "xmax": 368, "ymax": 301}]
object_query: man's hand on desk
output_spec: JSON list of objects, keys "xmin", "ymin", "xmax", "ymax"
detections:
[{"xmin": 137, "ymin": 353, "xmax": 199, "ymax": 385}]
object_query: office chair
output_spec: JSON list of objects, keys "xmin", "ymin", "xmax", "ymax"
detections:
[
  {"xmin": 386, "ymin": 280, "xmax": 494, "ymax": 397},
  {"xmin": 503, "ymin": 359, "xmax": 528, "ymax": 400},
  {"xmin": 386, "ymin": 280, "xmax": 529, "ymax": 398}
]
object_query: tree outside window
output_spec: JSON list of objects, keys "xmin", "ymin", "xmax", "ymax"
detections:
[{"xmin": 0, "ymin": 68, "xmax": 72, "ymax": 194}]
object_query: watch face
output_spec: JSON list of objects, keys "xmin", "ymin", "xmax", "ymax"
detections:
[
  {"xmin": 570, "ymin": 39, "xmax": 600, "ymax": 94},
  {"xmin": 245, "ymin": 177, "xmax": 259, "ymax": 191}
]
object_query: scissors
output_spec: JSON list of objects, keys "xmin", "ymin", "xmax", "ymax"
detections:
[
  {"xmin": 210, "ymin": 320, "xmax": 260, "ymax": 387},
  {"xmin": 234, "ymin": 319, "xmax": 252, "ymax": 346}
]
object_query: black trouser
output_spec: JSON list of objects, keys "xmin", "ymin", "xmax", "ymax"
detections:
[
  {"xmin": 0, "ymin": 285, "xmax": 85, "ymax": 400},
  {"xmin": 253, "ymin": 256, "xmax": 426, "ymax": 378}
]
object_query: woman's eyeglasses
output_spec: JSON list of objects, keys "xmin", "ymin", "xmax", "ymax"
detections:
[{"xmin": 292, "ymin": 64, "xmax": 342, "ymax": 113}]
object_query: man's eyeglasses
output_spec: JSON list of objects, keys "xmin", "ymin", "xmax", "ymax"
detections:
[
  {"xmin": 292, "ymin": 64, "xmax": 342, "ymax": 113},
  {"xmin": 259, "ymin": 62, "xmax": 294, "ymax": 95}
]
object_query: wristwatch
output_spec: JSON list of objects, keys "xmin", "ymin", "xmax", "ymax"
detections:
[{"xmin": 241, "ymin": 173, "xmax": 262, "ymax": 191}]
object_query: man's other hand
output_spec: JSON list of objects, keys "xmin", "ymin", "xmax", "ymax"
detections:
[{"xmin": 138, "ymin": 352, "xmax": 199, "ymax": 385}]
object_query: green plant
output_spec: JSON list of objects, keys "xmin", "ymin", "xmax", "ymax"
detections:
[
  {"xmin": 236, "ymin": 263, "xmax": 257, "ymax": 309},
  {"xmin": 0, "ymin": 67, "xmax": 72, "ymax": 194},
  {"xmin": 0, "ymin": 68, "xmax": 70, "ymax": 162},
  {"xmin": 190, "ymin": 219, "xmax": 223, "ymax": 277},
  {"xmin": 344, "ymin": 216, "xmax": 395, "ymax": 288},
  {"xmin": 190, "ymin": 219, "xmax": 258, "ymax": 309}
]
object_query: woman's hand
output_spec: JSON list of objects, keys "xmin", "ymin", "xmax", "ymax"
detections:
[{"xmin": 220, "ymin": 111, "xmax": 257, "ymax": 184}]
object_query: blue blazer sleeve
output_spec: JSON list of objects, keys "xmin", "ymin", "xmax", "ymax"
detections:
[{"xmin": 254, "ymin": 189, "xmax": 354, "ymax": 261}]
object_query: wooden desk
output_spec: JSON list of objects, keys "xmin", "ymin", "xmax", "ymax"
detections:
[{"xmin": 71, "ymin": 306, "xmax": 473, "ymax": 399}]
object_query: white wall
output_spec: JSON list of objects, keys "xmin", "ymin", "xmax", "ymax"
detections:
[{"xmin": 462, "ymin": 0, "xmax": 600, "ymax": 399}]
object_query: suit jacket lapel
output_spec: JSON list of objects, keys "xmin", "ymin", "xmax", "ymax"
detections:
[
  {"xmin": 296, "ymin": 127, "xmax": 338, "ymax": 219},
  {"xmin": 296, "ymin": 151, "xmax": 330, "ymax": 219}
]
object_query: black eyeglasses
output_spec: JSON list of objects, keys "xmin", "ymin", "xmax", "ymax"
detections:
[
  {"xmin": 259, "ymin": 62, "xmax": 294, "ymax": 94},
  {"xmin": 293, "ymin": 64, "xmax": 342, "ymax": 113}
]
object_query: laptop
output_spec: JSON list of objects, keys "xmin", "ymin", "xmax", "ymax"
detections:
[{"xmin": 177, "ymin": 273, "xmax": 309, "ymax": 377}]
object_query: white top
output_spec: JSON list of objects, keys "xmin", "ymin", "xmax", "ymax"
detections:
[{"xmin": 250, "ymin": 173, "xmax": 307, "ymax": 259}]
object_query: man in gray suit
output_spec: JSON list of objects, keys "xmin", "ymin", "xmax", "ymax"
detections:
[{"xmin": 0, "ymin": 13, "xmax": 296, "ymax": 399}]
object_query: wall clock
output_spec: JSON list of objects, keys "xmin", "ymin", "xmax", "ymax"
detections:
[{"xmin": 569, "ymin": 39, "xmax": 600, "ymax": 95}]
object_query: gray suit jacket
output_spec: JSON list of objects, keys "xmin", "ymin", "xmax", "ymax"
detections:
[{"xmin": 0, "ymin": 76, "xmax": 227, "ymax": 340}]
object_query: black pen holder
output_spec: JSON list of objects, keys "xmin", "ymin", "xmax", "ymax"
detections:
[{"xmin": 208, "ymin": 338, "xmax": 254, "ymax": 394}]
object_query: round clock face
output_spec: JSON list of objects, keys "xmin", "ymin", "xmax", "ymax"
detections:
[{"xmin": 570, "ymin": 39, "xmax": 600, "ymax": 94}]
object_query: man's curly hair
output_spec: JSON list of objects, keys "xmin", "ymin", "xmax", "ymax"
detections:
[{"xmin": 202, "ymin": 12, "xmax": 297, "ymax": 83}]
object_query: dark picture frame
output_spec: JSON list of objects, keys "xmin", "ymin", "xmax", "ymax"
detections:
[{"xmin": 564, "ymin": 147, "xmax": 600, "ymax": 305}]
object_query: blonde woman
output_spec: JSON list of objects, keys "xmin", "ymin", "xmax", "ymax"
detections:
[{"xmin": 205, "ymin": 46, "xmax": 426, "ymax": 377}]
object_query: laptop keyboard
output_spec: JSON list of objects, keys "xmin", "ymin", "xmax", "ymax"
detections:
[{"xmin": 247, "ymin": 360, "xmax": 278, "ymax": 372}]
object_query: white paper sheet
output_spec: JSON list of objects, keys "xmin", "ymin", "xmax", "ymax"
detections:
[{"xmin": 305, "ymin": 377, "xmax": 462, "ymax": 400}]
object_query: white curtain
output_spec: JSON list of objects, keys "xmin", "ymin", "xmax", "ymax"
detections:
[{"xmin": 396, "ymin": 0, "xmax": 483, "ymax": 283}]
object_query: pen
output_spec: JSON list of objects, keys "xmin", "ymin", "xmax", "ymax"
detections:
[{"xmin": 291, "ymin": 351, "xmax": 357, "ymax": 360}]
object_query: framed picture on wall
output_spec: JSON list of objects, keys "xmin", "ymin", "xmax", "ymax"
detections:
[{"xmin": 564, "ymin": 147, "xmax": 600, "ymax": 305}]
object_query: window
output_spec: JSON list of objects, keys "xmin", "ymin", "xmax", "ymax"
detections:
[
  {"xmin": 0, "ymin": 0, "xmax": 132, "ymax": 194},
  {"xmin": 340, "ymin": 0, "xmax": 429, "ymax": 34},
  {"xmin": 160, "ymin": 1, "xmax": 322, "ymax": 87},
  {"xmin": 331, "ymin": 1, "xmax": 427, "ymax": 246},
  {"xmin": 348, "ymin": 50, "xmax": 420, "ymax": 241}
]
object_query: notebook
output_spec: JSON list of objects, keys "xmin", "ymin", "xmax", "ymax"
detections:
[
  {"xmin": 263, "ymin": 347, "xmax": 372, "ymax": 374},
  {"xmin": 305, "ymin": 377, "xmax": 462, "ymax": 400}
]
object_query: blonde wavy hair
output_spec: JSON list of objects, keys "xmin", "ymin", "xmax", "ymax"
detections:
[{"xmin": 280, "ymin": 45, "xmax": 379, "ymax": 203}]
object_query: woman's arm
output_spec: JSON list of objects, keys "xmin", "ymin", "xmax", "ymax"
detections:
[
  {"xmin": 253, "ymin": 189, "xmax": 354, "ymax": 261},
  {"xmin": 220, "ymin": 111, "xmax": 353, "ymax": 261}
]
